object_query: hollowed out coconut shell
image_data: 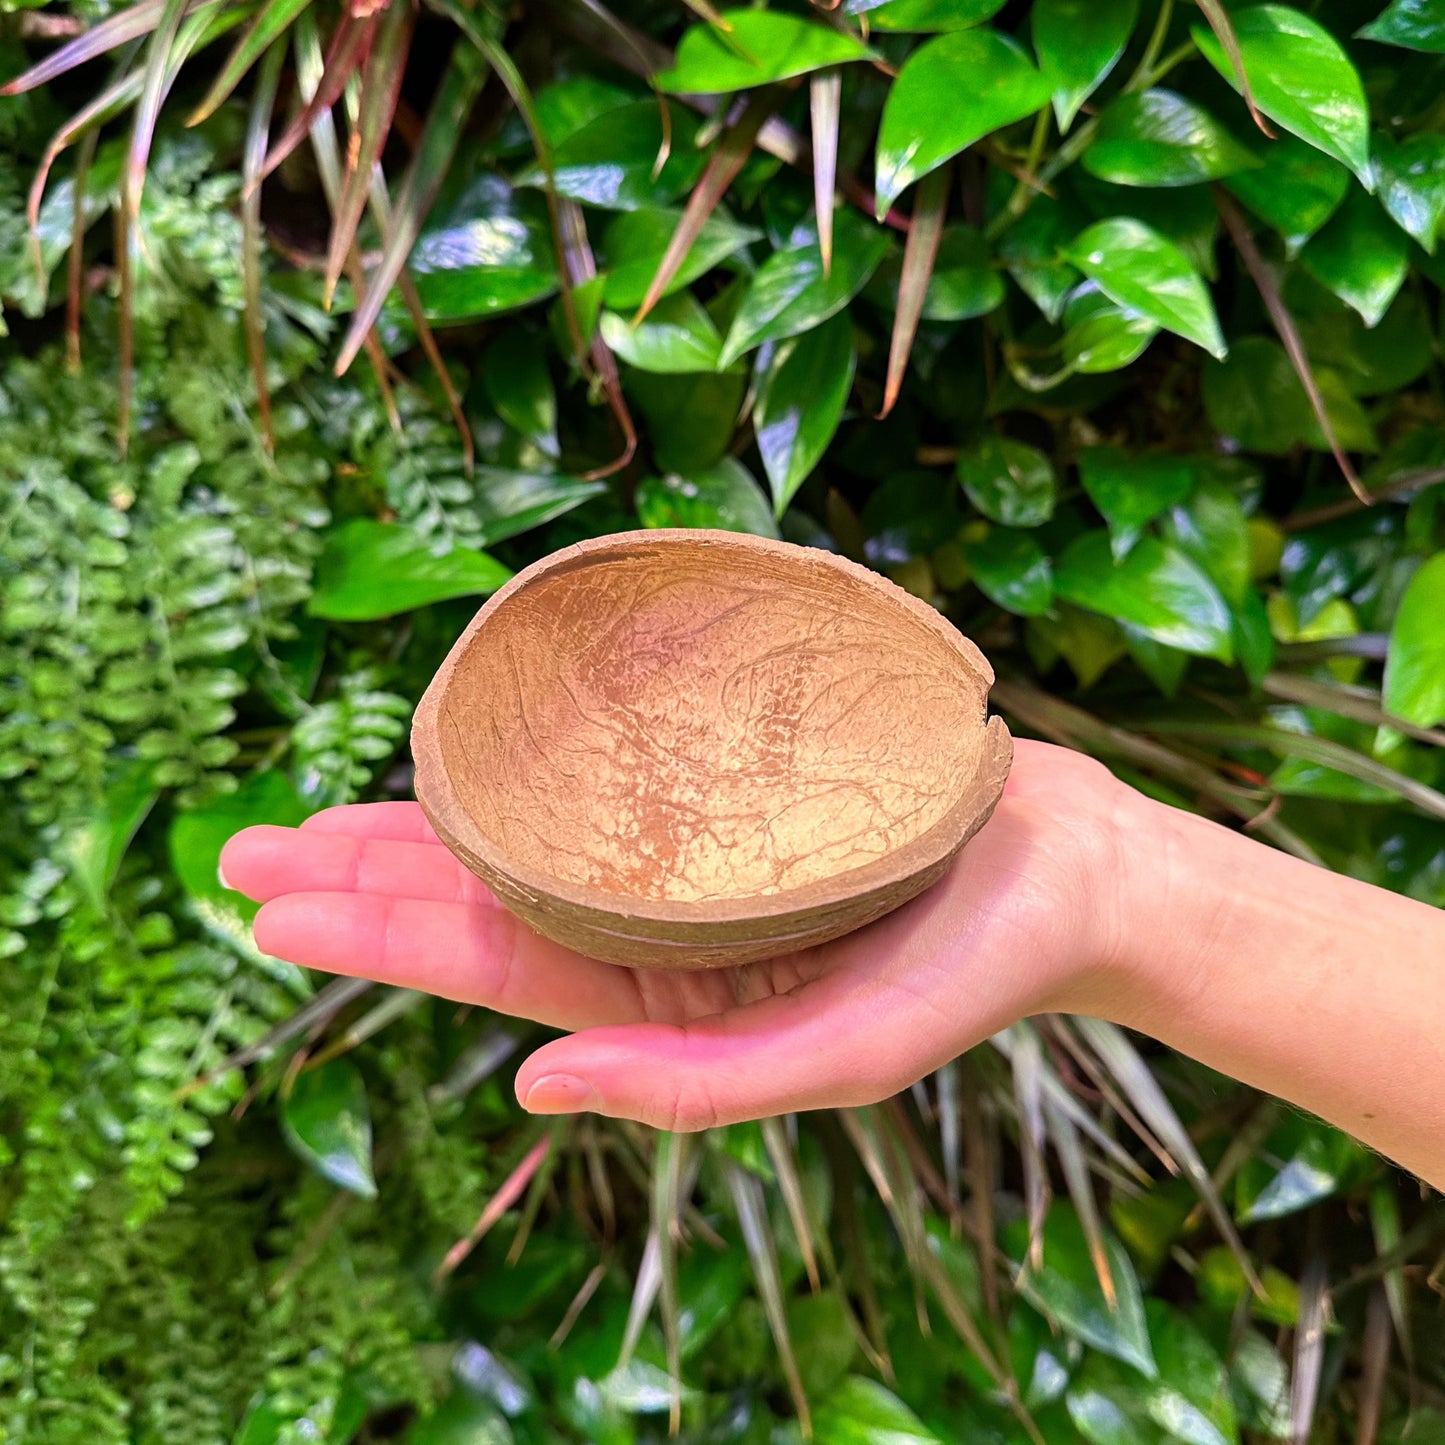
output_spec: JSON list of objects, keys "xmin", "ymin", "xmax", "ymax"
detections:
[{"xmin": 411, "ymin": 529, "xmax": 1012, "ymax": 969}]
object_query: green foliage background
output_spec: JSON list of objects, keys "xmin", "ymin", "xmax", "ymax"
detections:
[{"xmin": 2, "ymin": 0, "xmax": 1444, "ymax": 1440}]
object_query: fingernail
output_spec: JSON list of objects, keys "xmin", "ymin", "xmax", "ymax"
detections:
[{"xmin": 523, "ymin": 1074, "xmax": 600, "ymax": 1115}]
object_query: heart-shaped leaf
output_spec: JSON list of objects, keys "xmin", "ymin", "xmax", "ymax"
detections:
[
  {"xmin": 957, "ymin": 435, "xmax": 1058, "ymax": 527},
  {"xmin": 868, "ymin": 0, "xmax": 1006, "ymax": 32},
  {"xmin": 281, "ymin": 1059, "xmax": 377, "ymax": 1198},
  {"xmin": 601, "ymin": 291, "xmax": 723, "ymax": 372},
  {"xmin": 309, "ymin": 520, "xmax": 512, "ymax": 621},
  {"xmin": 636, "ymin": 457, "xmax": 779, "ymax": 538},
  {"xmin": 1062, "ymin": 284, "xmax": 1160, "ymax": 373},
  {"xmin": 1372, "ymin": 132, "xmax": 1445, "ymax": 252},
  {"xmin": 656, "ymin": 10, "xmax": 875, "ymax": 93},
  {"xmin": 1357, "ymin": 0, "xmax": 1445, "ymax": 52},
  {"xmin": 1193, "ymin": 6, "xmax": 1370, "ymax": 184},
  {"xmin": 1033, "ymin": 0, "xmax": 1140, "ymax": 130},
  {"xmin": 1064, "ymin": 218, "xmax": 1226, "ymax": 358},
  {"xmin": 1300, "ymin": 187, "xmax": 1409, "ymax": 326},
  {"xmin": 1055, "ymin": 531, "xmax": 1234, "ymax": 660},
  {"xmin": 962, "ymin": 528, "xmax": 1054, "ymax": 615},
  {"xmin": 1085, "ymin": 90, "xmax": 1260, "ymax": 187},
  {"xmin": 754, "ymin": 312, "xmax": 856, "ymax": 516},
  {"xmin": 875, "ymin": 29, "xmax": 1052, "ymax": 216},
  {"xmin": 1383, "ymin": 552, "xmax": 1445, "ymax": 727},
  {"xmin": 719, "ymin": 209, "xmax": 889, "ymax": 368},
  {"xmin": 1224, "ymin": 132, "xmax": 1350, "ymax": 255},
  {"xmin": 1079, "ymin": 448, "xmax": 1196, "ymax": 559},
  {"xmin": 474, "ymin": 470, "xmax": 607, "ymax": 546}
]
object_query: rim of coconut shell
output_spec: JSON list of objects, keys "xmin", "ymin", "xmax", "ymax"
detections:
[{"xmin": 411, "ymin": 529, "xmax": 1013, "ymax": 939}]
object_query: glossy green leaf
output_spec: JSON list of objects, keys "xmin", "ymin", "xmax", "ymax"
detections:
[
  {"xmin": 67, "ymin": 759, "xmax": 159, "ymax": 910},
  {"xmin": 1232, "ymin": 588, "xmax": 1276, "ymax": 685},
  {"xmin": 1160, "ymin": 480, "xmax": 1250, "ymax": 608},
  {"xmin": 1224, "ymin": 133, "xmax": 1350, "ymax": 255},
  {"xmin": 1028, "ymin": 605, "xmax": 1128, "ymax": 687},
  {"xmin": 1055, "ymin": 532, "xmax": 1234, "ymax": 660},
  {"xmin": 1383, "ymin": 553, "xmax": 1445, "ymax": 727},
  {"xmin": 962, "ymin": 528, "xmax": 1054, "ymax": 615},
  {"xmin": 1197, "ymin": 1248, "xmax": 1300, "ymax": 1326},
  {"xmin": 1358, "ymin": 0, "xmax": 1445, "ymax": 51},
  {"xmin": 1079, "ymin": 448, "xmax": 1195, "ymax": 560},
  {"xmin": 1008, "ymin": 1204, "xmax": 1156, "ymax": 1378},
  {"xmin": 1290, "ymin": 279, "xmax": 1434, "ymax": 396},
  {"xmin": 1372, "ymin": 132, "xmax": 1445, "ymax": 252},
  {"xmin": 812, "ymin": 1376, "xmax": 942, "ymax": 1444},
  {"xmin": 600, "ymin": 207, "xmax": 761, "ymax": 309},
  {"xmin": 957, "ymin": 436, "xmax": 1058, "ymax": 528},
  {"xmin": 1086, "ymin": 90, "xmax": 1260, "ymax": 187},
  {"xmin": 1203, "ymin": 336, "xmax": 1378, "ymax": 454},
  {"xmin": 532, "ymin": 74, "xmax": 638, "ymax": 150},
  {"xmin": 1125, "ymin": 626, "xmax": 1190, "ymax": 695},
  {"xmin": 474, "ymin": 470, "xmax": 607, "ymax": 546},
  {"xmin": 1193, "ymin": 6, "xmax": 1371, "ymax": 183},
  {"xmin": 872, "ymin": 225, "xmax": 1004, "ymax": 322},
  {"xmin": 481, "ymin": 332, "xmax": 557, "ymax": 453},
  {"xmin": 405, "ymin": 1389, "xmax": 513, "ymax": 1445},
  {"xmin": 309, "ymin": 520, "xmax": 513, "ymax": 621},
  {"xmin": 656, "ymin": 11, "xmax": 875, "ymax": 94},
  {"xmin": 1033, "ymin": 0, "xmax": 1140, "ymax": 130},
  {"xmin": 518, "ymin": 101, "xmax": 704, "ymax": 211},
  {"xmin": 629, "ymin": 367, "xmax": 747, "ymax": 473},
  {"xmin": 1061, "ymin": 283, "xmax": 1159, "ymax": 374},
  {"xmin": 1235, "ymin": 1115, "xmax": 1373, "ymax": 1223},
  {"xmin": 636, "ymin": 458, "xmax": 780, "ymax": 538},
  {"xmin": 1063, "ymin": 218, "xmax": 1226, "ymax": 359},
  {"xmin": 862, "ymin": 472, "xmax": 964, "ymax": 563},
  {"xmin": 601, "ymin": 291, "xmax": 722, "ymax": 372},
  {"xmin": 875, "ymin": 30, "xmax": 1052, "ymax": 216},
  {"xmin": 754, "ymin": 312, "xmax": 856, "ymax": 516},
  {"xmin": 408, "ymin": 174, "xmax": 557, "ymax": 322},
  {"xmin": 719, "ymin": 209, "xmax": 889, "ymax": 368},
  {"xmin": 1300, "ymin": 187, "xmax": 1410, "ymax": 326},
  {"xmin": 1143, "ymin": 1301, "xmax": 1240, "ymax": 1445},
  {"xmin": 869, "ymin": 0, "xmax": 1006, "ymax": 32},
  {"xmin": 280, "ymin": 1060, "xmax": 377, "ymax": 1198},
  {"xmin": 999, "ymin": 192, "xmax": 1086, "ymax": 322}
]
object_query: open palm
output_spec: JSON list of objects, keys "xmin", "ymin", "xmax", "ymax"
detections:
[{"xmin": 221, "ymin": 739, "xmax": 1127, "ymax": 1130}]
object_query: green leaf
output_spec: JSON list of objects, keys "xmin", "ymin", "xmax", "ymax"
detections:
[
  {"xmin": 812, "ymin": 1376, "xmax": 942, "ymax": 1443},
  {"xmin": 481, "ymin": 332, "xmax": 557, "ymax": 454},
  {"xmin": 1055, "ymin": 532, "xmax": 1234, "ymax": 660},
  {"xmin": 408, "ymin": 173, "xmax": 556, "ymax": 322},
  {"xmin": 66, "ymin": 759, "xmax": 159, "ymax": 910},
  {"xmin": 1202, "ymin": 336, "xmax": 1378, "ymax": 454},
  {"xmin": 177, "ymin": 769, "xmax": 309, "ymax": 933},
  {"xmin": 868, "ymin": 0, "xmax": 1006, "ymax": 32},
  {"xmin": 1290, "ymin": 278, "xmax": 1434, "ymax": 396},
  {"xmin": 656, "ymin": 11, "xmax": 875, "ymax": 93},
  {"xmin": 532, "ymin": 74, "xmax": 638, "ymax": 149},
  {"xmin": 1300, "ymin": 187, "xmax": 1409, "ymax": 326},
  {"xmin": 1192, "ymin": 6, "xmax": 1371, "ymax": 184},
  {"xmin": 1142, "ymin": 1301, "xmax": 1240, "ymax": 1445},
  {"xmin": 1197, "ymin": 1248, "xmax": 1300, "ymax": 1326},
  {"xmin": 957, "ymin": 435, "xmax": 1058, "ymax": 528},
  {"xmin": 1383, "ymin": 553, "xmax": 1445, "ymax": 728},
  {"xmin": 1235, "ymin": 1115, "xmax": 1373, "ymax": 1223},
  {"xmin": 474, "ymin": 470, "xmax": 607, "ymax": 546},
  {"xmin": 719, "ymin": 208, "xmax": 889, "ymax": 368},
  {"xmin": 862, "ymin": 472, "xmax": 964, "ymax": 563},
  {"xmin": 1160, "ymin": 479, "xmax": 1250, "ymax": 608},
  {"xmin": 754, "ymin": 312, "xmax": 856, "ymax": 516},
  {"xmin": 1063, "ymin": 218, "xmax": 1226, "ymax": 359},
  {"xmin": 519, "ymin": 101, "xmax": 704, "ymax": 211},
  {"xmin": 405, "ymin": 1389, "xmax": 513, "ymax": 1445},
  {"xmin": 962, "ymin": 528, "xmax": 1054, "ymax": 615},
  {"xmin": 875, "ymin": 30, "xmax": 1052, "ymax": 215},
  {"xmin": 872, "ymin": 225, "xmax": 1004, "ymax": 321},
  {"xmin": 1028, "ymin": 606, "xmax": 1128, "ymax": 687},
  {"xmin": 636, "ymin": 458, "xmax": 780, "ymax": 538},
  {"xmin": 1079, "ymin": 448, "xmax": 1195, "ymax": 560},
  {"xmin": 309, "ymin": 520, "xmax": 513, "ymax": 621},
  {"xmin": 600, "ymin": 207, "xmax": 761, "ymax": 309},
  {"xmin": 629, "ymin": 366, "xmax": 747, "ymax": 473},
  {"xmin": 1000, "ymin": 191, "xmax": 1086, "ymax": 323},
  {"xmin": 1033, "ymin": 0, "xmax": 1140, "ymax": 130},
  {"xmin": 601, "ymin": 291, "xmax": 722, "ymax": 371},
  {"xmin": 1085, "ymin": 90, "xmax": 1260, "ymax": 187},
  {"xmin": 280, "ymin": 1060, "xmax": 378, "ymax": 1198},
  {"xmin": 1061, "ymin": 283, "xmax": 1159, "ymax": 374},
  {"xmin": 1224, "ymin": 133, "xmax": 1350, "ymax": 255},
  {"xmin": 1371, "ymin": 132, "xmax": 1445, "ymax": 252},
  {"xmin": 1358, "ymin": 0, "xmax": 1445, "ymax": 51},
  {"xmin": 1232, "ymin": 589, "xmax": 1276, "ymax": 686},
  {"xmin": 1008, "ymin": 1204, "xmax": 1156, "ymax": 1378}
]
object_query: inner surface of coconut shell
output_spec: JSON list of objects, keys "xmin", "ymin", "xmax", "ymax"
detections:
[{"xmin": 430, "ymin": 535, "xmax": 999, "ymax": 907}]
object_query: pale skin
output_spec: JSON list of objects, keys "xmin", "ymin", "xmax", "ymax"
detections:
[{"xmin": 220, "ymin": 740, "xmax": 1445, "ymax": 1191}]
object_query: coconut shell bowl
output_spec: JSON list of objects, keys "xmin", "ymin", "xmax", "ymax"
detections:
[{"xmin": 411, "ymin": 529, "xmax": 1012, "ymax": 970}]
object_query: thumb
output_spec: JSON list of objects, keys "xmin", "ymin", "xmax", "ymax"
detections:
[{"xmin": 514, "ymin": 983, "xmax": 928, "ymax": 1132}]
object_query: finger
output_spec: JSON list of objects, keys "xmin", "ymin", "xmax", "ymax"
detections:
[
  {"xmin": 514, "ymin": 976, "xmax": 919, "ymax": 1131},
  {"xmin": 221, "ymin": 826, "xmax": 492, "ymax": 905},
  {"xmin": 301, "ymin": 802, "xmax": 442, "ymax": 844},
  {"xmin": 252, "ymin": 891, "xmax": 645, "ymax": 1030}
]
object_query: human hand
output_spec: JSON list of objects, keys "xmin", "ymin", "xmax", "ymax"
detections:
[{"xmin": 220, "ymin": 740, "xmax": 1140, "ymax": 1131}]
